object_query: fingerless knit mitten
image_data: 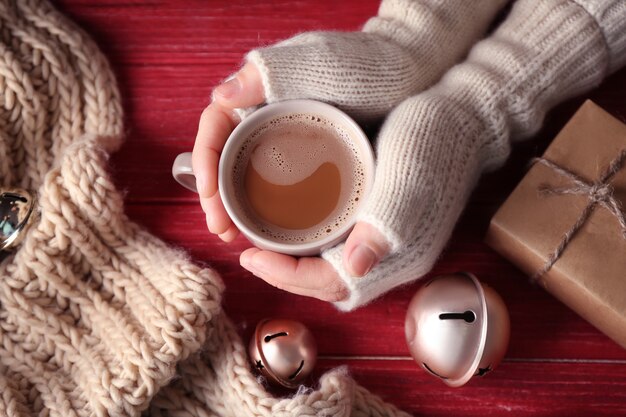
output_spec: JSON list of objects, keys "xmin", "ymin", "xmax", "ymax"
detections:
[
  {"xmin": 247, "ymin": 0, "xmax": 507, "ymax": 121},
  {"xmin": 322, "ymin": 0, "xmax": 626, "ymax": 310}
]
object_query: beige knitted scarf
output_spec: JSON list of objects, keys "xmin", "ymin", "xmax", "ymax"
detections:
[{"xmin": 0, "ymin": 2, "xmax": 408, "ymax": 416}]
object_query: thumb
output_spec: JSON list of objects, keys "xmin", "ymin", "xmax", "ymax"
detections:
[
  {"xmin": 212, "ymin": 62, "xmax": 265, "ymax": 109},
  {"xmin": 342, "ymin": 222, "xmax": 390, "ymax": 277}
]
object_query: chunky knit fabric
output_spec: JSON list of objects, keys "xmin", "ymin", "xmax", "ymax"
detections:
[
  {"xmin": 322, "ymin": 0, "xmax": 626, "ymax": 310},
  {"xmin": 247, "ymin": 0, "xmax": 507, "ymax": 121},
  {"xmin": 0, "ymin": 1, "xmax": 412, "ymax": 416},
  {"xmin": 0, "ymin": 0, "xmax": 223, "ymax": 415}
]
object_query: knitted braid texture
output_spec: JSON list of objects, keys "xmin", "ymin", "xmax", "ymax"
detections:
[
  {"xmin": 247, "ymin": 0, "xmax": 508, "ymax": 122},
  {"xmin": 150, "ymin": 313, "xmax": 410, "ymax": 417},
  {"xmin": 0, "ymin": 1, "xmax": 412, "ymax": 416},
  {"xmin": 0, "ymin": 0, "xmax": 226, "ymax": 415}
]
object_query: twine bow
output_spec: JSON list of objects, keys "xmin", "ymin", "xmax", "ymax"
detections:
[{"xmin": 530, "ymin": 149, "xmax": 626, "ymax": 281}]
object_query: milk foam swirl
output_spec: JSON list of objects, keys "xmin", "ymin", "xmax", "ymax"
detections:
[{"xmin": 233, "ymin": 113, "xmax": 367, "ymax": 243}]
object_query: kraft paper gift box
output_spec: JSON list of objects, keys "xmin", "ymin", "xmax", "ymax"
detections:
[{"xmin": 485, "ymin": 100, "xmax": 626, "ymax": 349}]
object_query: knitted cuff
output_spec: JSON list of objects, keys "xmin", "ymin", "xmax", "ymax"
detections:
[
  {"xmin": 322, "ymin": 243, "xmax": 437, "ymax": 312},
  {"xmin": 246, "ymin": 31, "xmax": 426, "ymax": 121},
  {"xmin": 363, "ymin": 0, "xmax": 507, "ymax": 60},
  {"xmin": 573, "ymin": 0, "xmax": 626, "ymax": 73},
  {"xmin": 245, "ymin": 0, "xmax": 506, "ymax": 122}
]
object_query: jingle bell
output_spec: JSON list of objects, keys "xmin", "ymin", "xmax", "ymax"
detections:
[
  {"xmin": 249, "ymin": 319, "xmax": 317, "ymax": 388},
  {"xmin": 405, "ymin": 272, "xmax": 510, "ymax": 387},
  {"xmin": 0, "ymin": 189, "xmax": 37, "ymax": 251}
]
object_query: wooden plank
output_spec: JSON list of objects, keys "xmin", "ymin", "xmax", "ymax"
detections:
[
  {"xmin": 125, "ymin": 203, "xmax": 626, "ymax": 361},
  {"xmin": 51, "ymin": 1, "xmax": 626, "ymax": 414},
  {"xmin": 311, "ymin": 359, "xmax": 626, "ymax": 417},
  {"xmin": 57, "ymin": 0, "xmax": 378, "ymax": 67}
]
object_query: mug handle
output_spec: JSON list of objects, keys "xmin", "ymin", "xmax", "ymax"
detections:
[{"xmin": 172, "ymin": 152, "xmax": 199, "ymax": 193}]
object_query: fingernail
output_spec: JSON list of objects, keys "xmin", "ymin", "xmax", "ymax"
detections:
[
  {"xmin": 207, "ymin": 220, "xmax": 226, "ymax": 235},
  {"xmin": 214, "ymin": 77, "xmax": 240, "ymax": 100},
  {"xmin": 250, "ymin": 255, "xmax": 269, "ymax": 275},
  {"xmin": 230, "ymin": 109, "xmax": 242, "ymax": 123},
  {"xmin": 348, "ymin": 245, "xmax": 377, "ymax": 277},
  {"xmin": 205, "ymin": 213, "xmax": 227, "ymax": 235},
  {"xmin": 219, "ymin": 226, "xmax": 238, "ymax": 243},
  {"xmin": 205, "ymin": 213, "xmax": 214, "ymax": 232},
  {"xmin": 195, "ymin": 175, "xmax": 206, "ymax": 195},
  {"xmin": 242, "ymin": 253, "xmax": 268, "ymax": 276},
  {"xmin": 240, "ymin": 251, "xmax": 253, "ymax": 269}
]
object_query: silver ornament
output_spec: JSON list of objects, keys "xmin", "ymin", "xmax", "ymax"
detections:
[
  {"xmin": 405, "ymin": 272, "xmax": 510, "ymax": 387},
  {"xmin": 0, "ymin": 189, "xmax": 37, "ymax": 251},
  {"xmin": 249, "ymin": 319, "xmax": 317, "ymax": 388}
]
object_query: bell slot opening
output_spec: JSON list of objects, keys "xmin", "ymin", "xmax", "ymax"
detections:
[
  {"xmin": 264, "ymin": 332, "xmax": 288, "ymax": 342},
  {"xmin": 288, "ymin": 360, "xmax": 305, "ymax": 380},
  {"xmin": 422, "ymin": 363, "xmax": 448, "ymax": 380},
  {"xmin": 438, "ymin": 310, "xmax": 476, "ymax": 323},
  {"xmin": 1, "ymin": 193, "xmax": 28, "ymax": 203}
]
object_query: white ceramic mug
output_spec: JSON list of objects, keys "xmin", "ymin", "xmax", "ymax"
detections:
[{"xmin": 172, "ymin": 99, "xmax": 375, "ymax": 256}]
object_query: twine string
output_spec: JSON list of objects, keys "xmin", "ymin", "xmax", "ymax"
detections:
[{"xmin": 530, "ymin": 149, "xmax": 626, "ymax": 281}]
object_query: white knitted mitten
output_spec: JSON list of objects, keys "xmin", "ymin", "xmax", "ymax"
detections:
[
  {"xmin": 247, "ymin": 0, "xmax": 507, "ymax": 121},
  {"xmin": 322, "ymin": 0, "xmax": 626, "ymax": 310}
]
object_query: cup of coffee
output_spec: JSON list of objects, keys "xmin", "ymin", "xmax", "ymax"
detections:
[{"xmin": 172, "ymin": 99, "xmax": 375, "ymax": 256}]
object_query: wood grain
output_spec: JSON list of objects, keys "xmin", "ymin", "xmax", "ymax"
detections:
[
  {"xmin": 56, "ymin": 1, "xmax": 626, "ymax": 415},
  {"xmin": 314, "ymin": 359, "xmax": 626, "ymax": 417}
]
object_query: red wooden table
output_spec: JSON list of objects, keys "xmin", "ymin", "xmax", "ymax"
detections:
[{"xmin": 56, "ymin": 1, "xmax": 626, "ymax": 415}]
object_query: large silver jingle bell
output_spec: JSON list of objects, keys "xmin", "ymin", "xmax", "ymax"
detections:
[
  {"xmin": 249, "ymin": 319, "xmax": 317, "ymax": 388},
  {"xmin": 405, "ymin": 272, "xmax": 510, "ymax": 387}
]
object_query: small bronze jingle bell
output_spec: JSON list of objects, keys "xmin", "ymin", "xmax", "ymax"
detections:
[
  {"xmin": 405, "ymin": 272, "xmax": 510, "ymax": 387},
  {"xmin": 0, "ymin": 189, "xmax": 37, "ymax": 251},
  {"xmin": 249, "ymin": 319, "xmax": 317, "ymax": 388}
]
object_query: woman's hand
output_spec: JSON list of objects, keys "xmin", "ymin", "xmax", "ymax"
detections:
[
  {"xmin": 192, "ymin": 0, "xmax": 511, "ymax": 310},
  {"xmin": 191, "ymin": 63, "xmax": 264, "ymax": 243},
  {"xmin": 193, "ymin": 63, "xmax": 389, "ymax": 302}
]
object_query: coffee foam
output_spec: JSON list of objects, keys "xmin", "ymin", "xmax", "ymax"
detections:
[{"xmin": 232, "ymin": 113, "xmax": 366, "ymax": 243}]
